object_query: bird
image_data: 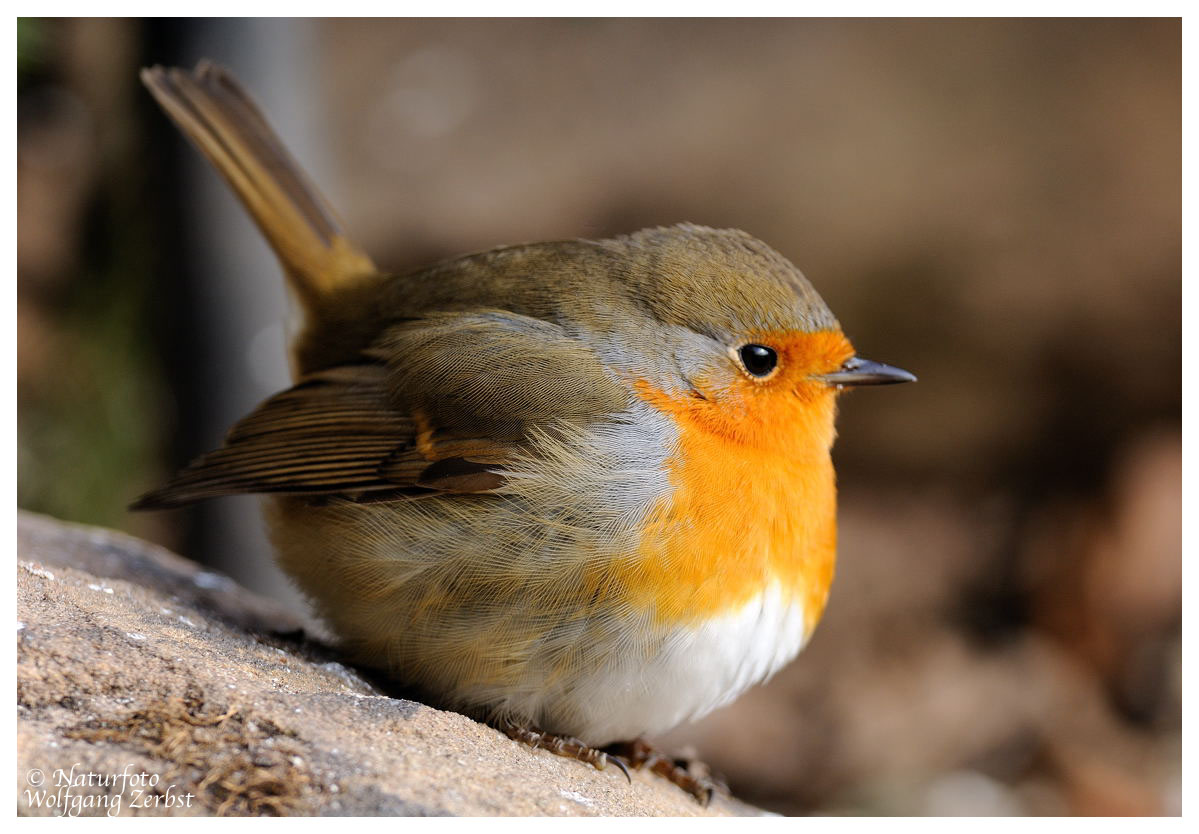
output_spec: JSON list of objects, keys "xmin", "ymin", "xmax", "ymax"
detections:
[{"xmin": 135, "ymin": 61, "xmax": 914, "ymax": 803}]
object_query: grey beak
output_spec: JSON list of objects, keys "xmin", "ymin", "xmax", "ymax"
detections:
[{"xmin": 819, "ymin": 356, "xmax": 916, "ymax": 386}]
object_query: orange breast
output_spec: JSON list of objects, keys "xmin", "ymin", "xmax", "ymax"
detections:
[{"xmin": 587, "ymin": 330, "xmax": 853, "ymax": 634}]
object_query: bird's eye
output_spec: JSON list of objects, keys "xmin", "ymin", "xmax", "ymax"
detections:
[{"xmin": 738, "ymin": 344, "xmax": 778, "ymax": 378}]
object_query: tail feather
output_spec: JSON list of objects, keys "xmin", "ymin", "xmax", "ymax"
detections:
[{"xmin": 141, "ymin": 61, "xmax": 377, "ymax": 310}]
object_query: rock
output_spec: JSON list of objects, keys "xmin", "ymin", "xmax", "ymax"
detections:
[{"xmin": 16, "ymin": 511, "xmax": 759, "ymax": 817}]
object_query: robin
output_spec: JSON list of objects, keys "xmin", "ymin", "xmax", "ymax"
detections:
[{"xmin": 135, "ymin": 62, "xmax": 914, "ymax": 802}]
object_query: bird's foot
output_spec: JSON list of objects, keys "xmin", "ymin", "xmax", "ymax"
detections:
[
  {"xmin": 503, "ymin": 724, "xmax": 631, "ymax": 783},
  {"xmin": 604, "ymin": 737, "xmax": 723, "ymax": 806},
  {"xmin": 502, "ymin": 724, "xmax": 719, "ymax": 805}
]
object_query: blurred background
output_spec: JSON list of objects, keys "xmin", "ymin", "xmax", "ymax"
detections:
[{"xmin": 16, "ymin": 18, "xmax": 1179, "ymax": 815}]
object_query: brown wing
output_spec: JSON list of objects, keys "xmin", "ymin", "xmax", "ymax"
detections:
[
  {"xmin": 130, "ymin": 364, "xmax": 507, "ymax": 510},
  {"xmin": 132, "ymin": 309, "xmax": 630, "ymax": 511}
]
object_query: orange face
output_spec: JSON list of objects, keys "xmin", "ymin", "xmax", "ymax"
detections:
[
  {"xmin": 692, "ymin": 329, "xmax": 856, "ymax": 443},
  {"xmin": 602, "ymin": 330, "xmax": 856, "ymax": 631}
]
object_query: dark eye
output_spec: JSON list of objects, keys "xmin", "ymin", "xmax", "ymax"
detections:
[{"xmin": 738, "ymin": 344, "xmax": 778, "ymax": 378}]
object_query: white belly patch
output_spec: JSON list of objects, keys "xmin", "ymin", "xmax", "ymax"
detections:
[{"xmin": 519, "ymin": 583, "xmax": 809, "ymax": 746}]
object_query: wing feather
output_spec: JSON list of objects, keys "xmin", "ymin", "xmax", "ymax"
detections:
[
  {"xmin": 132, "ymin": 365, "xmax": 432, "ymax": 508},
  {"xmin": 132, "ymin": 310, "xmax": 629, "ymax": 510}
]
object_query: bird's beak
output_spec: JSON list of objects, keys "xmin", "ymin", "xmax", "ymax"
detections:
[{"xmin": 818, "ymin": 356, "xmax": 916, "ymax": 387}]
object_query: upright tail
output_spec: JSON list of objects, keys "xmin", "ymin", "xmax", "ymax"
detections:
[{"xmin": 141, "ymin": 61, "xmax": 377, "ymax": 313}]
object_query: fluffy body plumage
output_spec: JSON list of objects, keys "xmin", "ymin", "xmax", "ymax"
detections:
[
  {"xmin": 137, "ymin": 63, "xmax": 910, "ymax": 751},
  {"xmin": 265, "ymin": 394, "xmax": 825, "ymax": 745}
]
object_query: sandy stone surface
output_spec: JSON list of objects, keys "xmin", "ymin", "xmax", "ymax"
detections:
[{"xmin": 16, "ymin": 511, "xmax": 761, "ymax": 817}]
